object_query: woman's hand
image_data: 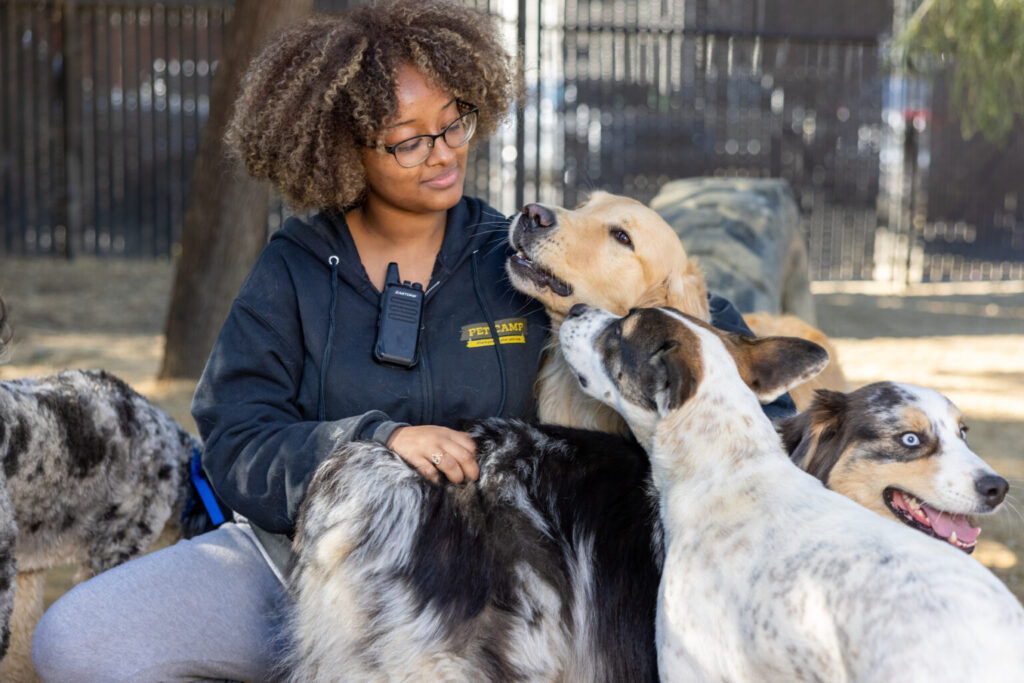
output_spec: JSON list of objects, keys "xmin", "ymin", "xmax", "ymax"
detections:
[{"xmin": 386, "ymin": 425, "xmax": 478, "ymax": 484}]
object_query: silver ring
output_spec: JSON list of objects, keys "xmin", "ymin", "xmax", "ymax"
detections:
[{"xmin": 430, "ymin": 452, "xmax": 445, "ymax": 466}]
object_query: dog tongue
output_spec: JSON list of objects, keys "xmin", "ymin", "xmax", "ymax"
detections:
[{"xmin": 924, "ymin": 504, "xmax": 981, "ymax": 545}]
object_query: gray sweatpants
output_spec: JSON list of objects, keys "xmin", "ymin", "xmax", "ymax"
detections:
[{"xmin": 32, "ymin": 522, "xmax": 287, "ymax": 682}]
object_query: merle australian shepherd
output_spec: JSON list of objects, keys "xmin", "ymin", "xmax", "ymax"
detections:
[
  {"xmin": 286, "ymin": 420, "xmax": 661, "ymax": 682},
  {"xmin": 0, "ymin": 298, "xmax": 212, "ymax": 679}
]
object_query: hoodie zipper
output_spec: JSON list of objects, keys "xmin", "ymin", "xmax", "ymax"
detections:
[{"xmin": 419, "ymin": 322, "xmax": 434, "ymax": 426}]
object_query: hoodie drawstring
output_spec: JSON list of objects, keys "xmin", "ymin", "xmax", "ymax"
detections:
[
  {"xmin": 319, "ymin": 255, "xmax": 340, "ymax": 421},
  {"xmin": 472, "ymin": 250, "xmax": 507, "ymax": 418}
]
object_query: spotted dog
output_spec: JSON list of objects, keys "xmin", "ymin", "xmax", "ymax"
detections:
[
  {"xmin": 286, "ymin": 421, "xmax": 661, "ymax": 682},
  {"xmin": 780, "ymin": 383, "xmax": 1009, "ymax": 554},
  {"xmin": 558, "ymin": 304, "xmax": 1024, "ymax": 682},
  {"xmin": 0, "ymin": 300, "xmax": 207, "ymax": 679}
]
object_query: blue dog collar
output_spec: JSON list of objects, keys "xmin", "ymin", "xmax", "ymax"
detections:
[{"xmin": 190, "ymin": 448, "xmax": 226, "ymax": 526}]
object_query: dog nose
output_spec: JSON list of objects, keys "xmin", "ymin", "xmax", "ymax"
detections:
[
  {"xmin": 975, "ymin": 474, "xmax": 1009, "ymax": 507},
  {"xmin": 522, "ymin": 203, "xmax": 556, "ymax": 229},
  {"xmin": 568, "ymin": 303, "xmax": 589, "ymax": 318}
]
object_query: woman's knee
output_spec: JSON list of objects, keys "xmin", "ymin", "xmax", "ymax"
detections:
[{"xmin": 32, "ymin": 588, "xmax": 105, "ymax": 680}]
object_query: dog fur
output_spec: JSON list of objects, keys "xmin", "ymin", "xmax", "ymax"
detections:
[
  {"xmin": 558, "ymin": 304, "xmax": 1024, "ymax": 681},
  {"xmin": 286, "ymin": 420, "xmax": 661, "ymax": 682},
  {"xmin": 0, "ymin": 301, "xmax": 205, "ymax": 679},
  {"xmin": 505, "ymin": 191, "xmax": 845, "ymax": 429},
  {"xmin": 779, "ymin": 382, "xmax": 1008, "ymax": 554}
]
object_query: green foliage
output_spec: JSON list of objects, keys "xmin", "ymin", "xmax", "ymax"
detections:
[{"xmin": 893, "ymin": 0, "xmax": 1024, "ymax": 142}]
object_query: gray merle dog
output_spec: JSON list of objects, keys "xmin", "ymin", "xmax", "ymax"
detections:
[
  {"xmin": 0, "ymin": 299, "xmax": 210, "ymax": 680},
  {"xmin": 287, "ymin": 420, "xmax": 661, "ymax": 682}
]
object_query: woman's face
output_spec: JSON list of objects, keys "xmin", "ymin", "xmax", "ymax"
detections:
[{"xmin": 360, "ymin": 64, "xmax": 470, "ymax": 216}]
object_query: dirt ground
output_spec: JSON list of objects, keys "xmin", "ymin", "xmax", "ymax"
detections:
[{"xmin": 1, "ymin": 257, "xmax": 1023, "ymax": 608}]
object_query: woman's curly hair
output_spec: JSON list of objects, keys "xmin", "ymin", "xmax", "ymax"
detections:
[{"xmin": 225, "ymin": 0, "xmax": 519, "ymax": 211}]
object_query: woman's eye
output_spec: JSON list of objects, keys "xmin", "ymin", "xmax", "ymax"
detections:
[
  {"xmin": 395, "ymin": 138, "xmax": 425, "ymax": 153},
  {"xmin": 610, "ymin": 228, "xmax": 633, "ymax": 248},
  {"xmin": 900, "ymin": 432, "xmax": 921, "ymax": 447}
]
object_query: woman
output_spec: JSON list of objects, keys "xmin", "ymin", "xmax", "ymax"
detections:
[{"xmin": 33, "ymin": 2, "xmax": 549, "ymax": 679}]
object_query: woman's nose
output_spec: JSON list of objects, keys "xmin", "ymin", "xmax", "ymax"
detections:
[{"xmin": 427, "ymin": 135, "xmax": 457, "ymax": 165}]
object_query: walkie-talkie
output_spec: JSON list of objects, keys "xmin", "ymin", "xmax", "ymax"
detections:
[{"xmin": 374, "ymin": 262, "xmax": 424, "ymax": 368}]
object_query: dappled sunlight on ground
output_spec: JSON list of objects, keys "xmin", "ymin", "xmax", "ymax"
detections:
[{"xmin": 975, "ymin": 540, "xmax": 1018, "ymax": 570}]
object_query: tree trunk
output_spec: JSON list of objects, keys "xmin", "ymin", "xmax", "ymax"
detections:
[{"xmin": 160, "ymin": 0, "xmax": 313, "ymax": 379}]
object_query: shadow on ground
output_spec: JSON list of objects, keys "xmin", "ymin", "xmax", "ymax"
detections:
[{"xmin": 817, "ymin": 292, "xmax": 1024, "ymax": 338}]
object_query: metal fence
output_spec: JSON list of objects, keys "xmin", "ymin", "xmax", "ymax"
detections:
[
  {"xmin": 3, "ymin": 0, "xmax": 1024, "ymax": 283},
  {"xmin": 2, "ymin": 1, "xmax": 229, "ymax": 257}
]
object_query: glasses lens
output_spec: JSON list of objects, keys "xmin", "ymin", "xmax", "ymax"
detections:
[
  {"xmin": 394, "ymin": 137, "xmax": 431, "ymax": 168},
  {"xmin": 443, "ymin": 110, "xmax": 477, "ymax": 149}
]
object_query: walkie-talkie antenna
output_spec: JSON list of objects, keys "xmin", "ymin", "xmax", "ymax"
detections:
[{"xmin": 385, "ymin": 262, "xmax": 401, "ymax": 286}]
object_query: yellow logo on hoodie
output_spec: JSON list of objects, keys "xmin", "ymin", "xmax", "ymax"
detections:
[{"xmin": 460, "ymin": 318, "xmax": 527, "ymax": 348}]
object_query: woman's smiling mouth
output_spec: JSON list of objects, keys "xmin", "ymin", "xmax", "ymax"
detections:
[{"xmin": 423, "ymin": 166, "xmax": 460, "ymax": 189}]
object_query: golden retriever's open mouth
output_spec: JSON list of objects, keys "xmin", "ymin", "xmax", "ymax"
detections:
[
  {"xmin": 509, "ymin": 252, "xmax": 574, "ymax": 297},
  {"xmin": 883, "ymin": 487, "xmax": 980, "ymax": 553}
]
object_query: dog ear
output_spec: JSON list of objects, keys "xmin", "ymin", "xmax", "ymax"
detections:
[
  {"xmin": 726, "ymin": 334, "xmax": 830, "ymax": 404},
  {"xmin": 777, "ymin": 389, "xmax": 847, "ymax": 477},
  {"xmin": 788, "ymin": 390, "xmax": 848, "ymax": 483},
  {"xmin": 647, "ymin": 259, "xmax": 710, "ymax": 322},
  {"xmin": 643, "ymin": 340, "xmax": 698, "ymax": 416},
  {"xmin": 777, "ymin": 410, "xmax": 814, "ymax": 466}
]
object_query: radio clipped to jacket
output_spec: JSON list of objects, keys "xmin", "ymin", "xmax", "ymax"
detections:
[{"xmin": 374, "ymin": 262, "xmax": 424, "ymax": 368}]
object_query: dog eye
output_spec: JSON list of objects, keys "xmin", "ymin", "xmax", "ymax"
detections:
[
  {"xmin": 900, "ymin": 432, "xmax": 921, "ymax": 447},
  {"xmin": 959, "ymin": 425, "xmax": 969, "ymax": 440},
  {"xmin": 609, "ymin": 227, "xmax": 634, "ymax": 250}
]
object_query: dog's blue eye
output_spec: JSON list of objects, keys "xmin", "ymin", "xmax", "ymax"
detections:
[
  {"xmin": 609, "ymin": 228, "xmax": 633, "ymax": 249},
  {"xmin": 900, "ymin": 432, "xmax": 921, "ymax": 447}
]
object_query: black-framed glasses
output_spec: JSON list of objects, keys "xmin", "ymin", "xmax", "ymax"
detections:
[{"xmin": 378, "ymin": 103, "xmax": 479, "ymax": 168}]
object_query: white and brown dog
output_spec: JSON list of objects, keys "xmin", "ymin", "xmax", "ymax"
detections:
[
  {"xmin": 558, "ymin": 303, "xmax": 1024, "ymax": 681},
  {"xmin": 780, "ymin": 383, "xmax": 1009, "ymax": 554}
]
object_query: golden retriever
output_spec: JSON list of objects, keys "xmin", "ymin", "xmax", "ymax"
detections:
[{"xmin": 506, "ymin": 191, "xmax": 843, "ymax": 431}]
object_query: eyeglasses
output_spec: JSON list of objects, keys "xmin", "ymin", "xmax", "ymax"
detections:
[{"xmin": 378, "ymin": 104, "xmax": 479, "ymax": 168}]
